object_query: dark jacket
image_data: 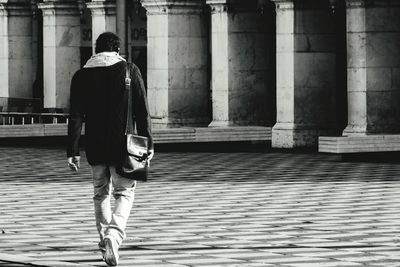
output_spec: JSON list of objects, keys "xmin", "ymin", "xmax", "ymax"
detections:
[{"xmin": 67, "ymin": 61, "xmax": 153, "ymax": 166}]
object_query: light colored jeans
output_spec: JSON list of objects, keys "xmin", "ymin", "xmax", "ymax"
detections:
[{"xmin": 91, "ymin": 165, "xmax": 136, "ymax": 246}]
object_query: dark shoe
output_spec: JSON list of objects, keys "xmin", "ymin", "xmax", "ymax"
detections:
[
  {"xmin": 98, "ymin": 241, "xmax": 106, "ymax": 257},
  {"xmin": 104, "ymin": 236, "xmax": 119, "ymax": 266}
]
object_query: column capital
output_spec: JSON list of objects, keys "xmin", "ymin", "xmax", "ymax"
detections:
[
  {"xmin": 346, "ymin": 0, "xmax": 400, "ymax": 8},
  {"xmin": 141, "ymin": 0, "xmax": 205, "ymax": 15},
  {"xmin": 206, "ymin": 0, "xmax": 227, "ymax": 13},
  {"xmin": 1, "ymin": 1, "xmax": 32, "ymax": 16},
  {"xmin": 38, "ymin": 1, "xmax": 81, "ymax": 16},
  {"xmin": 31, "ymin": 0, "xmax": 39, "ymax": 17},
  {"xmin": 207, "ymin": 0, "xmax": 266, "ymax": 13},
  {"xmin": 0, "ymin": 3, "xmax": 6, "ymax": 15},
  {"xmin": 86, "ymin": 1, "xmax": 116, "ymax": 16},
  {"xmin": 270, "ymin": 0, "xmax": 294, "ymax": 10},
  {"xmin": 345, "ymin": 0, "xmax": 367, "ymax": 8}
]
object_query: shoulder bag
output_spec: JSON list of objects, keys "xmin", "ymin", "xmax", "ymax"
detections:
[{"xmin": 116, "ymin": 63, "xmax": 150, "ymax": 181}]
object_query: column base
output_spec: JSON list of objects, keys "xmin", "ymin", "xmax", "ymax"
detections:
[
  {"xmin": 209, "ymin": 120, "xmax": 272, "ymax": 127},
  {"xmin": 343, "ymin": 124, "xmax": 400, "ymax": 136},
  {"xmin": 152, "ymin": 117, "xmax": 210, "ymax": 129},
  {"xmin": 208, "ymin": 120, "xmax": 229, "ymax": 127},
  {"xmin": 272, "ymin": 123, "xmax": 335, "ymax": 148},
  {"xmin": 342, "ymin": 124, "xmax": 368, "ymax": 137}
]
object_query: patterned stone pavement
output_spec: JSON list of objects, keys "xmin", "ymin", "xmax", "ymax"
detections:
[{"xmin": 1, "ymin": 146, "xmax": 400, "ymax": 267}]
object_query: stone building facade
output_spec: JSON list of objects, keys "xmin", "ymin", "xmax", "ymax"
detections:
[{"xmin": 0, "ymin": 0, "xmax": 399, "ymax": 148}]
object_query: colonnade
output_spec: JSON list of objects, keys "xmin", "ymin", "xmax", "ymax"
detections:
[{"xmin": 0, "ymin": 0, "xmax": 400, "ymax": 148}]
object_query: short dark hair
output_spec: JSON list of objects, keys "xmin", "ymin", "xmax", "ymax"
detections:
[{"xmin": 95, "ymin": 32, "xmax": 120, "ymax": 54}]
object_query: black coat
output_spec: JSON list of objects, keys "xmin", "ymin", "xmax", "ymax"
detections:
[{"xmin": 67, "ymin": 61, "xmax": 153, "ymax": 166}]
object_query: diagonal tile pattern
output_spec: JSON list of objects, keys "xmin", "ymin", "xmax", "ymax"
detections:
[{"xmin": 0, "ymin": 146, "xmax": 400, "ymax": 266}]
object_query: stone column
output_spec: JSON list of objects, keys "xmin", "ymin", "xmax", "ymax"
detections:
[
  {"xmin": 271, "ymin": 0, "xmax": 338, "ymax": 148},
  {"xmin": 0, "ymin": 1, "xmax": 34, "ymax": 98},
  {"xmin": 38, "ymin": 1, "xmax": 81, "ymax": 110},
  {"xmin": 31, "ymin": 0, "xmax": 42, "ymax": 101},
  {"xmin": 344, "ymin": 0, "xmax": 400, "ymax": 135},
  {"xmin": 207, "ymin": 1, "xmax": 228, "ymax": 126},
  {"xmin": 86, "ymin": 0, "xmax": 116, "ymax": 54},
  {"xmin": 116, "ymin": 0, "xmax": 127, "ymax": 58},
  {"xmin": 0, "ymin": 3, "xmax": 9, "ymax": 98},
  {"xmin": 31, "ymin": 1, "xmax": 38, "ymax": 91},
  {"xmin": 207, "ymin": 0, "xmax": 275, "ymax": 127},
  {"xmin": 141, "ymin": 0, "xmax": 209, "ymax": 128}
]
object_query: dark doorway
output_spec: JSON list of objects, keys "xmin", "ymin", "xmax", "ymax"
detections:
[
  {"xmin": 335, "ymin": 0, "xmax": 348, "ymax": 135},
  {"xmin": 80, "ymin": 47, "xmax": 93, "ymax": 68},
  {"xmin": 131, "ymin": 46, "xmax": 147, "ymax": 88},
  {"xmin": 33, "ymin": 9, "xmax": 44, "ymax": 110}
]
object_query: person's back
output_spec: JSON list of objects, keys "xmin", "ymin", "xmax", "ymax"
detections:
[
  {"xmin": 67, "ymin": 32, "xmax": 153, "ymax": 267},
  {"xmin": 70, "ymin": 61, "xmax": 127, "ymax": 166}
]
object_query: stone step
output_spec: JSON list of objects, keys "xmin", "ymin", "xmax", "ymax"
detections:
[
  {"xmin": 319, "ymin": 135, "xmax": 400, "ymax": 153},
  {"xmin": 0, "ymin": 124, "xmax": 271, "ymax": 143}
]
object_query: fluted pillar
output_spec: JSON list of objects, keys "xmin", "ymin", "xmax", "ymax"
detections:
[
  {"xmin": 271, "ymin": 0, "xmax": 338, "ymax": 148},
  {"xmin": 0, "ymin": 1, "xmax": 34, "ymax": 98},
  {"xmin": 38, "ymin": 1, "xmax": 81, "ymax": 110},
  {"xmin": 86, "ymin": 0, "xmax": 116, "ymax": 54},
  {"xmin": 207, "ymin": 0, "xmax": 275, "ymax": 127},
  {"xmin": 141, "ymin": 0, "xmax": 209, "ymax": 128},
  {"xmin": 344, "ymin": 0, "xmax": 400, "ymax": 135}
]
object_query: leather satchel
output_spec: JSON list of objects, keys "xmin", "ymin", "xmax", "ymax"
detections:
[{"xmin": 116, "ymin": 63, "xmax": 149, "ymax": 181}]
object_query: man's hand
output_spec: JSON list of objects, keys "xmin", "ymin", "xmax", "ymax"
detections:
[
  {"xmin": 147, "ymin": 149, "xmax": 154, "ymax": 165},
  {"xmin": 146, "ymin": 150, "xmax": 154, "ymax": 167},
  {"xmin": 68, "ymin": 156, "xmax": 81, "ymax": 172}
]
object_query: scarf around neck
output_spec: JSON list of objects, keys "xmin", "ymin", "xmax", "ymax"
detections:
[{"xmin": 83, "ymin": 52, "xmax": 126, "ymax": 68}]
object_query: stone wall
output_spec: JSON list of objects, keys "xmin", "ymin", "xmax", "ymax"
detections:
[
  {"xmin": 227, "ymin": 2, "xmax": 275, "ymax": 126},
  {"xmin": 143, "ymin": 0, "xmax": 210, "ymax": 128},
  {"xmin": 0, "ymin": 1, "xmax": 34, "ymax": 98},
  {"xmin": 208, "ymin": 0, "xmax": 275, "ymax": 127},
  {"xmin": 272, "ymin": 0, "xmax": 339, "ymax": 148},
  {"xmin": 345, "ymin": 0, "xmax": 400, "ymax": 135}
]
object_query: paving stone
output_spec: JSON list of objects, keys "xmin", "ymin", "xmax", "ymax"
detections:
[
  {"xmin": 0, "ymin": 262, "xmax": 37, "ymax": 267},
  {"xmin": 1, "ymin": 147, "xmax": 400, "ymax": 266},
  {"xmin": 287, "ymin": 263, "xmax": 364, "ymax": 267},
  {"xmin": 167, "ymin": 257, "xmax": 245, "ymax": 265}
]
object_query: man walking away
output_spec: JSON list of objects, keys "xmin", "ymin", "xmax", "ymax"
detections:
[{"xmin": 67, "ymin": 32, "xmax": 153, "ymax": 266}]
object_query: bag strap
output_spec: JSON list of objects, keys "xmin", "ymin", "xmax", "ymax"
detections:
[{"xmin": 125, "ymin": 63, "xmax": 133, "ymax": 135}]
